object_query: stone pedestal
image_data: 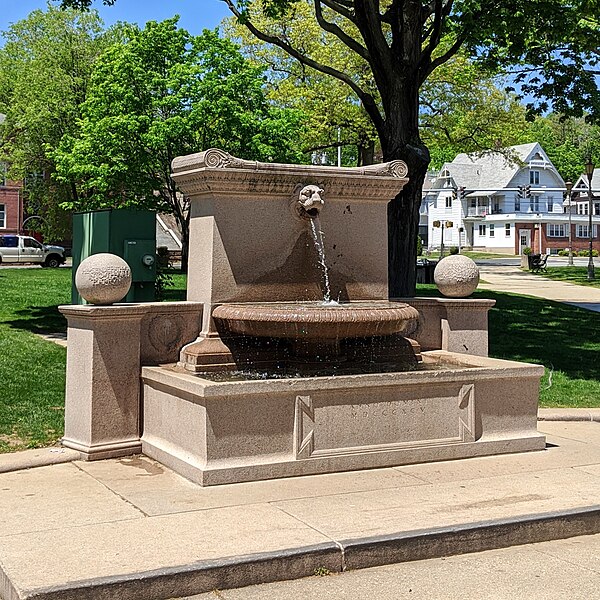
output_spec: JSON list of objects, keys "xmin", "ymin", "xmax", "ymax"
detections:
[
  {"xmin": 401, "ymin": 298, "xmax": 495, "ymax": 356},
  {"xmin": 60, "ymin": 302, "xmax": 203, "ymax": 460}
]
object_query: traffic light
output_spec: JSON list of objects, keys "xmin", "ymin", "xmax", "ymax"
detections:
[
  {"xmin": 451, "ymin": 188, "xmax": 457, "ymax": 201},
  {"xmin": 524, "ymin": 185, "xmax": 532, "ymax": 199},
  {"xmin": 457, "ymin": 187, "xmax": 466, "ymax": 200},
  {"xmin": 517, "ymin": 185, "xmax": 524, "ymax": 199}
]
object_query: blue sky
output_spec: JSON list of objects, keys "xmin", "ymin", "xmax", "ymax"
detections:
[{"xmin": 0, "ymin": 0, "xmax": 231, "ymax": 37}]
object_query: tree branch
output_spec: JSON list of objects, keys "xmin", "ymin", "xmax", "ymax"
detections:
[
  {"xmin": 420, "ymin": 0, "xmax": 454, "ymax": 67},
  {"xmin": 222, "ymin": 0, "xmax": 384, "ymax": 131},
  {"xmin": 314, "ymin": 0, "xmax": 369, "ymax": 61},
  {"xmin": 422, "ymin": 33, "xmax": 466, "ymax": 80},
  {"xmin": 320, "ymin": 0, "xmax": 356, "ymax": 23},
  {"xmin": 352, "ymin": 0, "xmax": 394, "ymax": 90}
]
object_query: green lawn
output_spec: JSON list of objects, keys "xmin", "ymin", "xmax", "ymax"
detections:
[
  {"xmin": 418, "ymin": 284, "xmax": 600, "ymax": 407},
  {"xmin": 0, "ymin": 267, "xmax": 71, "ymax": 452},
  {"xmin": 534, "ymin": 266, "xmax": 600, "ymax": 289},
  {"xmin": 1, "ymin": 268, "xmax": 598, "ymax": 453}
]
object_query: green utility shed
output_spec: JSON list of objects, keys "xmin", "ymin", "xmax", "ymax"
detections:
[{"xmin": 72, "ymin": 209, "xmax": 157, "ymax": 304}]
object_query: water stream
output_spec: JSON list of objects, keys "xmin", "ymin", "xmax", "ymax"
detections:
[{"xmin": 309, "ymin": 216, "xmax": 334, "ymax": 304}]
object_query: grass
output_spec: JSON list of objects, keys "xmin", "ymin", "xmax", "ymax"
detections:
[
  {"xmin": 417, "ymin": 284, "xmax": 600, "ymax": 407},
  {"xmin": 0, "ymin": 267, "xmax": 598, "ymax": 453},
  {"xmin": 534, "ymin": 266, "xmax": 600, "ymax": 288},
  {"xmin": 0, "ymin": 267, "xmax": 71, "ymax": 452}
]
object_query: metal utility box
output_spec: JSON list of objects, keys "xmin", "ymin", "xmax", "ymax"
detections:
[{"xmin": 72, "ymin": 209, "xmax": 156, "ymax": 304}]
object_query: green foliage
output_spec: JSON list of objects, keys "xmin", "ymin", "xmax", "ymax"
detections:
[
  {"xmin": 449, "ymin": 246, "xmax": 459, "ymax": 255},
  {"xmin": 523, "ymin": 115, "xmax": 600, "ymax": 182},
  {"xmin": 53, "ymin": 20, "xmax": 305, "ymax": 267},
  {"xmin": 0, "ymin": 6, "xmax": 116, "ymax": 239},
  {"xmin": 522, "ymin": 247, "xmax": 532, "ymax": 255},
  {"xmin": 416, "ymin": 235, "xmax": 423, "ymax": 256},
  {"xmin": 224, "ymin": 4, "xmax": 378, "ymax": 165}
]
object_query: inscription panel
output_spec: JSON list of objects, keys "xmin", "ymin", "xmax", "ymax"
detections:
[{"xmin": 294, "ymin": 383, "xmax": 474, "ymax": 459}]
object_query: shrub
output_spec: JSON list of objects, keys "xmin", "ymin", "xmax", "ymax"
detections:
[
  {"xmin": 557, "ymin": 249, "xmax": 568, "ymax": 257},
  {"xmin": 522, "ymin": 247, "xmax": 532, "ymax": 255},
  {"xmin": 416, "ymin": 235, "xmax": 423, "ymax": 256},
  {"xmin": 449, "ymin": 246, "xmax": 459, "ymax": 255}
]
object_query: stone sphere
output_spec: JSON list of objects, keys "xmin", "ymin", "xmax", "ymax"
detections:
[
  {"xmin": 75, "ymin": 253, "xmax": 132, "ymax": 305},
  {"xmin": 434, "ymin": 254, "xmax": 480, "ymax": 298}
]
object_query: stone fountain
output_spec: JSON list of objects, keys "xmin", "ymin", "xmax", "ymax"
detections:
[{"xmin": 60, "ymin": 149, "xmax": 545, "ymax": 486}]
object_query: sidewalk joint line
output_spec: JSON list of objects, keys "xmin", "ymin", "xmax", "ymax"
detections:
[{"xmin": 73, "ymin": 462, "xmax": 150, "ymax": 518}]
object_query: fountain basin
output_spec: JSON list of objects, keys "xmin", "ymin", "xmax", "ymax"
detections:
[
  {"xmin": 212, "ymin": 301, "xmax": 420, "ymax": 340},
  {"xmin": 141, "ymin": 351, "xmax": 546, "ymax": 486}
]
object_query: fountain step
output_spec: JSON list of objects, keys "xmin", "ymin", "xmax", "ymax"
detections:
[{"xmin": 2, "ymin": 420, "xmax": 600, "ymax": 600}]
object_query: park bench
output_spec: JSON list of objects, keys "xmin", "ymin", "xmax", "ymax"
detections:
[{"xmin": 529, "ymin": 253, "xmax": 548, "ymax": 273}]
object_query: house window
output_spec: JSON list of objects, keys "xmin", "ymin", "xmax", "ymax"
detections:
[
  {"xmin": 595, "ymin": 203, "xmax": 600, "ymax": 216},
  {"xmin": 489, "ymin": 224, "xmax": 495, "ymax": 237},
  {"xmin": 478, "ymin": 224, "xmax": 486, "ymax": 236},
  {"xmin": 577, "ymin": 203, "xmax": 588, "ymax": 215},
  {"xmin": 515, "ymin": 197, "xmax": 521, "ymax": 212},
  {"xmin": 505, "ymin": 223, "xmax": 511, "ymax": 237},
  {"xmin": 0, "ymin": 204, "xmax": 5, "ymax": 228},
  {"xmin": 445, "ymin": 196, "xmax": 452, "ymax": 208},
  {"xmin": 547, "ymin": 196, "xmax": 553, "ymax": 212},
  {"xmin": 529, "ymin": 196, "xmax": 540, "ymax": 212},
  {"xmin": 576, "ymin": 225, "xmax": 598, "ymax": 238},
  {"xmin": 529, "ymin": 171, "xmax": 540, "ymax": 185},
  {"xmin": 547, "ymin": 224, "xmax": 566, "ymax": 237}
]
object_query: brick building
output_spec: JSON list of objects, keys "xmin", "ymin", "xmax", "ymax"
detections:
[{"xmin": 0, "ymin": 114, "xmax": 24, "ymax": 235}]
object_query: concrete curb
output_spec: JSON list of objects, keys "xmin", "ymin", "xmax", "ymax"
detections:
[
  {"xmin": 538, "ymin": 409, "xmax": 600, "ymax": 422},
  {"xmin": 10, "ymin": 543, "xmax": 342, "ymax": 600},
  {"xmin": 340, "ymin": 506, "xmax": 600, "ymax": 571},
  {"xmin": 0, "ymin": 447, "xmax": 81, "ymax": 474},
  {"xmin": 8, "ymin": 506, "xmax": 600, "ymax": 600}
]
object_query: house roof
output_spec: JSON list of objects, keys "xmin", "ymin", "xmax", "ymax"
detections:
[
  {"xmin": 437, "ymin": 143, "xmax": 559, "ymax": 191},
  {"xmin": 573, "ymin": 168, "xmax": 600, "ymax": 193}
]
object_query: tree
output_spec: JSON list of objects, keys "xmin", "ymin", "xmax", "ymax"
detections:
[
  {"xmin": 224, "ymin": 4, "xmax": 379, "ymax": 165},
  {"xmin": 524, "ymin": 115, "xmax": 600, "ymax": 182},
  {"xmin": 420, "ymin": 55, "xmax": 532, "ymax": 168},
  {"xmin": 53, "ymin": 20, "xmax": 304, "ymax": 270},
  {"xmin": 58, "ymin": 0, "xmax": 600, "ymax": 295},
  {"xmin": 0, "ymin": 6, "xmax": 115, "ymax": 240},
  {"xmin": 226, "ymin": 6, "xmax": 532, "ymax": 171}
]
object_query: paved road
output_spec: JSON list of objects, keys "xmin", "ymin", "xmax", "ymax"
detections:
[{"xmin": 477, "ymin": 264, "xmax": 600, "ymax": 312}]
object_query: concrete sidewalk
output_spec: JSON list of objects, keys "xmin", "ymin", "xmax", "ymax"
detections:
[
  {"xmin": 478, "ymin": 265, "xmax": 600, "ymax": 312},
  {"xmin": 3, "ymin": 421, "xmax": 600, "ymax": 600}
]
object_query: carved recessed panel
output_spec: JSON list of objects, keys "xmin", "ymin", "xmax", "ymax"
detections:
[{"xmin": 294, "ymin": 383, "xmax": 476, "ymax": 460}]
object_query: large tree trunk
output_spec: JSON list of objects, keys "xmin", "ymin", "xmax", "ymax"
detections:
[
  {"xmin": 180, "ymin": 215, "xmax": 189, "ymax": 274},
  {"xmin": 380, "ymin": 84, "xmax": 430, "ymax": 298},
  {"xmin": 358, "ymin": 139, "xmax": 375, "ymax": 166}
]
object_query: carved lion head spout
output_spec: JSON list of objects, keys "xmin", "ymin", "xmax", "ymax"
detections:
[{"xmin": 297, "ymin": 184, "xmax": 325, "ymax": 219}]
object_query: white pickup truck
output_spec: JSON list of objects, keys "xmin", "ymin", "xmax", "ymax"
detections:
[{"xmin": 0, "ymin": 234, "xmax": 66, "ymax": 267}]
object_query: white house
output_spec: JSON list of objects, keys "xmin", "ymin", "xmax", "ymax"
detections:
[{"xmin": 423, "ymin": 143, "xmax": 599, "ymax": 255}]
